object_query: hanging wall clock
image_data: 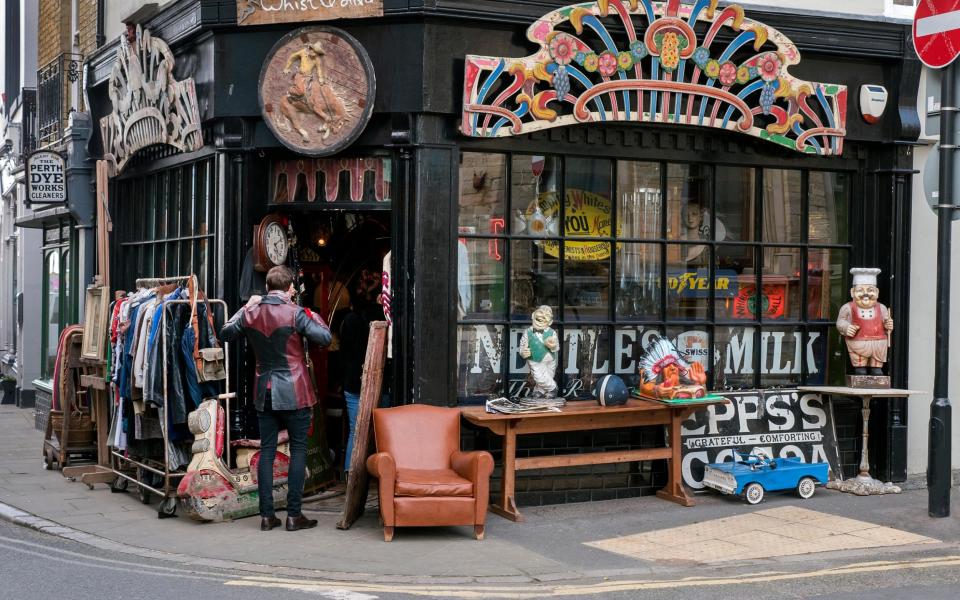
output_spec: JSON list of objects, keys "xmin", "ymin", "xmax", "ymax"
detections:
[{"xmin": 253, "ymin": 214, "xmax": 290, "ymax": 272}]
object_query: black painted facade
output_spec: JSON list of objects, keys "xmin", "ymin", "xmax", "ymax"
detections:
[{"xmin": 84, "ymin": 0, "xmax": 920, "ymax": 502}]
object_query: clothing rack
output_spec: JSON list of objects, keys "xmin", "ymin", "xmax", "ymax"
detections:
[
  {"xmin": 135, "ymin": 275, "xmax": 195, "ymax": 288},
  {"xmin": 109, "ymin": 278, "xmax": 231, "ymax": 518}
]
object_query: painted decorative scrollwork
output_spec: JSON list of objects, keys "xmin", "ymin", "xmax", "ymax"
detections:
[
  {"xmin": 462, "ymin": 0, "xmax": 847, "ymax": 156},
  {"xmin": 100, "ymin": 26, "xmax": 204, "ymax": 173}
]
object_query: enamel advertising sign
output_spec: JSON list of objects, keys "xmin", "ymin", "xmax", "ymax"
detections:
[
  {"xmin": 26, "ymin": 151, "xmax": 67, "ymax": 204},
  {"xmin": 680, "ymin": 390, "xmax": 842, "ymax": 490}
]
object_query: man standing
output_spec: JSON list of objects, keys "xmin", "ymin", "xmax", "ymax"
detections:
[{"xmin": 222, "ymin": 266, "xmax": 332, "ymax": 531}]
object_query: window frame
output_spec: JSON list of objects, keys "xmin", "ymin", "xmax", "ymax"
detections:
[
  {"xmin": 456, "ymin": 152, "xmax": 853, "ymax": 402},
  {"xmin": 40, "ymin": 218, "xmax": 78, "ymax": 380},
  {"xmin": 111, "ymin": 157, "xmax": 219, "ymax": 294}
]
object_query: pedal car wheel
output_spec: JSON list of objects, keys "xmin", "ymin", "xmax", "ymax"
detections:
[
  {"xmin": 796, "ymin": 477, "xmax": 816, "ymax": 499},
  {"xmin": 744, "ymin": 482, "xmax": 764, "ymax": 505}
]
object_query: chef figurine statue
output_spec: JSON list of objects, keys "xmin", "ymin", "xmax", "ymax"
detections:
[
  {"xmin": 519, "ymin": 305, "xmax": 560, "ymax": 398},
  {"xmin": 836, "ymin": 268, "xmax": 893, "ymax": 385}
]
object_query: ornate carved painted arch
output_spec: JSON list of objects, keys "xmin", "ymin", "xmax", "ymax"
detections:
[
  {"xmin": 462, "ymin": 0, "xmax": 847, "ymax": 156},
  {"xmin": 100, "ymin": 27, "xmax": 204, "ymax": 173}
]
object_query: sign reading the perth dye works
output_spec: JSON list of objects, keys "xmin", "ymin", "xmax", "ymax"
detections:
[
  {"xmin": 237, "ymin": 0, "xmax": 383, "ymax": 26},
  {"xmin": 26, "ymin": 151, "xmax": 67, "ymax": 204},
  {"xmin": 679, "ymin": 390, "xmax": 842, "ymax": 490}
]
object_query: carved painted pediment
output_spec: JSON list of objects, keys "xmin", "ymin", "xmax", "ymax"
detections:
[
  {"xmin": 100, "ymin": 26, "xmax": 203, "ymax": 172},
  {"xmin": 462, "ymin": 0, "xmax": 847, "ymax": 156}
]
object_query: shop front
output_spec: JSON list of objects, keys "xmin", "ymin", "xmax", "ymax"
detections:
[
  {"xmin": 82, "ymin": 0, "xmax": 919, "ymax": 510},
  {"xmin": 448, "ymin": 0, "xmax": 918, "ymax": 501},
  {"xmin": 15, "ymin": 113, "xmax": 96, "ymax": 414}
]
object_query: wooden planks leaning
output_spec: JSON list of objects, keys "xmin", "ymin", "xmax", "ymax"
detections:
[{"xmin": 337, "ymin": 321, "xmax": 387, "ymax": 530}]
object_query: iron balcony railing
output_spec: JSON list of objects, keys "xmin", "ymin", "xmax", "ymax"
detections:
[
  {"xmin": 21, "ymin": 88, "xmax": 37, "ymax": 157},
  {"xmin": 37, "ymin": 53, "xmax": 83, "ymax": 148}
]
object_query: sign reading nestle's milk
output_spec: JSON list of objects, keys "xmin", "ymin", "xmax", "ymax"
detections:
[{"xmin": 26, "ymin": 151, "xmax": 67, "ymax": 204}]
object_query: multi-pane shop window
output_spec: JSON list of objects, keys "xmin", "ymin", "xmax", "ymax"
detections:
[
  {"xmin": 111, "ymin": 158, "xmax": 218, "ymax": 294},
  {"xmin": 456, "ymin": 152, "xmax": 852, "ymax": 403},
  {"xmin": 41, "ymin": 220, "xmax": 77, "ymax": 379}
]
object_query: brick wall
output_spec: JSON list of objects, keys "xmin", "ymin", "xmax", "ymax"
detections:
[
  {"xmin": 37, "ymin": 0, "xmax": 71, "ymax": 68},
  {"xmin": 77, "ymin": 0, "xmax": 98, "ymax": 61}
]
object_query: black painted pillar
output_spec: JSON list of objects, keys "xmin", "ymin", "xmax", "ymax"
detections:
[{"xmin": 400, "ymin": 115, "xmax": 459, "ymax": 406}]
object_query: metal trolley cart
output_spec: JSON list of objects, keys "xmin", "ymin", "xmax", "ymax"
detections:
[{"xmin": 110, "ymin": 276, "xmax": 231, "ymax": 518}]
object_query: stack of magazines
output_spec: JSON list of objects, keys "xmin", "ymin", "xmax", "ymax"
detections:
[{"xmin": 485, "ymin": 397, "xmax": 566, "ymax": 414}]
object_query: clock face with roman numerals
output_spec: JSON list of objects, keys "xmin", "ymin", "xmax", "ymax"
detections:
[{"xmin": 263, "ymin": 221, "xmax": 289, "ymax": 266}]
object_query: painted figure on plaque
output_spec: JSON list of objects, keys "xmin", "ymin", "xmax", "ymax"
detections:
[
  {"xmin": 637, "ymin": 335, "xmax": 707, "ymax": 400},
  {"xmin": 518, "ymin": 306, "xmax": 560, "ymax": 398},
  {"xmin": 279, "ymin": 42, "xmax": 349, "ymax": 142},
  {"xmin": 836, "ymin": 268, "xmax": 893, "ymax": 378}
]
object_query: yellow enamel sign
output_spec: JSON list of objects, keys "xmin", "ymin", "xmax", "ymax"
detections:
[{"xmin": 530, "ymin": 189, "xmax": 619, "ymax": 261}]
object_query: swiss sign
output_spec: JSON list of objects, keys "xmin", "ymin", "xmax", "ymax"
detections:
[
  {"xmin": 914, "ymin": 0, "xmax": 960, "ymax": 69},
  {"xmin": 26, "ymin": 151, "xmax": 67, "ymax": 204}
]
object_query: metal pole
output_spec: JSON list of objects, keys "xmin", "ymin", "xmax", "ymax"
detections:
[{"xmin": 929, "ymin": 61, "xmax": 956, "ymax": 519}]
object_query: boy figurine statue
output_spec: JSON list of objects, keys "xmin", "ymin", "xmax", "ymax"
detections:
[
  {"xmin": 836, "ymin": 267, "xmax": 893, "ymax": 386},
  {"xmin": 518, "ymin": 305, "xmax": 560, "ymax": 398}
]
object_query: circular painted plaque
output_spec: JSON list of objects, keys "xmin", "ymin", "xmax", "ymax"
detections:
[{"xmin": 259, "ymin": 27, "xmax": 376, "ymax": 156}]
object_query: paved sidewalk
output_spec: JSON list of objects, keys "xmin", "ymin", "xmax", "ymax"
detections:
[{"xmin": 2, "ymin": 405, "xmax": 959, "ymax": 585}]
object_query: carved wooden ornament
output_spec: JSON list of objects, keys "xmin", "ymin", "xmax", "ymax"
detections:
[
  {"xmin": 462, "ymin": 0, "xmax": 847, "ymax": 156},
  {"xmin": 237, "ymin": 0, "xmax": 383, "ymax": 26},
  {"xmin": 100, "ymin": 26, "xmax": 204, "ymax": 173},
  {"xmin": 259, "ymin": 27, "xmax": 376, "ymax": 156}
]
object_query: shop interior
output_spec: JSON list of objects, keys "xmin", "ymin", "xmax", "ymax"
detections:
[{"xmin": 243, "ymin": 207, "xmax": 391, "ymax": 491}]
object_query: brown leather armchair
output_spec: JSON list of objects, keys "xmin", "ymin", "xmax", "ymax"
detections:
[{"xmin": 366, "ymin": 404, "xmax": 494, "ymax": 541}]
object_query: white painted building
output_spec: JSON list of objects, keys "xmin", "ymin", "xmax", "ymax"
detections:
[
  {"xmin": 908, "ymin": 66, "xmax": 960, "ymax": 477},
  {"xmin": 1, "ymin": 0, "xmax": 42, "ymax": 408}
]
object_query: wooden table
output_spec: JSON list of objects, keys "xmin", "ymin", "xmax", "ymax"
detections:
[
  {"xmin": 798, "ymin": 386, "xmax": 925, "ymax": 495},
  {"xmin": 462, "ymin": 397, "xmax": 727, "ymax": 522}
]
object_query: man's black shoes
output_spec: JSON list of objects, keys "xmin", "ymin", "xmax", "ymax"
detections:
[
  {"xmin": 260, "ymin": 516, "xmax": 282, "ymax": 531},
  {"xmin": 286, "ymin": 514, "xmax": 318, "ymax": 531}
]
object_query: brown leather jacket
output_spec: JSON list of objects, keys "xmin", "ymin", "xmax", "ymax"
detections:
[{"xmin": 221, "ymin": 292, "xmax": 331, "ymax": 411}]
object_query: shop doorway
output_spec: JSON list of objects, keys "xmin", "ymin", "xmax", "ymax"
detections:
[{"xmin": 289, "ymin": 208, "xmax": 391, "ymax": 500}]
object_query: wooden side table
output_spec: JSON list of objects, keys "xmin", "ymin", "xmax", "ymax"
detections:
[
  {"xmin": 462, "ymin": 397, "xmax": 727, "ymax": 521},
  {"xmin": 798, "ymin": 386, "xmax": 925, "ymax": 495}
]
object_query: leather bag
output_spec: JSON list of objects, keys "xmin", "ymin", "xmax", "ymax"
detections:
[{"xmin": 188, "ymin": 276, "xmax": 226, "ymax": 383}]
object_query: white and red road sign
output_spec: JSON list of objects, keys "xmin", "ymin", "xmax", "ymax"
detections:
[{"xmin": 915, "ymin": 1, "xmax": 960, "ymax": 69}]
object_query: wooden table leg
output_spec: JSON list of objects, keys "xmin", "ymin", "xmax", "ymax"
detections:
[
  {"xmin": 656, "ymin": 408, "xmax": 694, "ymax": 507},
  {"xmin": 489, "ymin": 421, "xmax": 523, "ymax": 522}
]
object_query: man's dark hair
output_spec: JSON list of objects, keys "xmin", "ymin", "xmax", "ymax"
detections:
[{"xmin": 265, "ymin": 266, "xmax": 295, "ymax": 292}]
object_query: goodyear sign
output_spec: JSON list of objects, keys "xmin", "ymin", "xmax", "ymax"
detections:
[{"xmin": 668, "ymin": 269, "xmax": 738, "ymax": 298}]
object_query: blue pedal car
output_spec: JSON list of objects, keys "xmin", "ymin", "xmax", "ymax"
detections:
[{"xmin": 702, "ymin": 451, "xmax": 829, "ymax": 505}]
